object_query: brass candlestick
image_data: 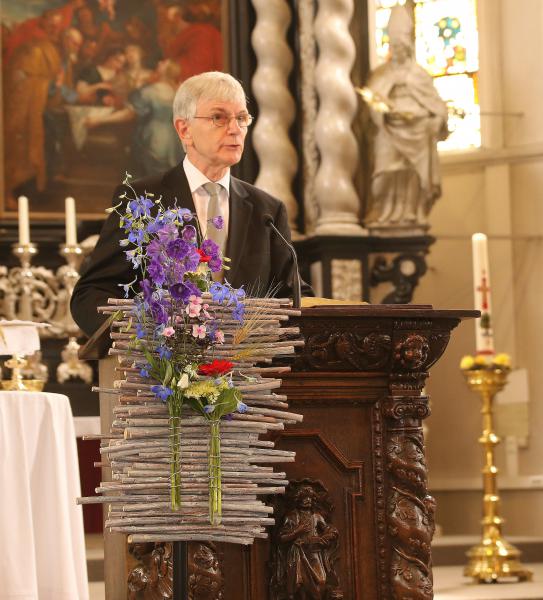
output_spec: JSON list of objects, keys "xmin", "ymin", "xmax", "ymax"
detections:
[{"xmin": 463, "ymin": 367, "xmax": 532, "ymax": 583}]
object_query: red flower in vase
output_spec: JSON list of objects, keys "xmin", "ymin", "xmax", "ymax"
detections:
[{"xmin": 198, "ymin": 360, "xmax": 234, "ymax": 377}]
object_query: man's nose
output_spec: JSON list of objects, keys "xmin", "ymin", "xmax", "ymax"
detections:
[{"xmin": 226, "ymin": 117, "xmax": 243, "ymax": 134}]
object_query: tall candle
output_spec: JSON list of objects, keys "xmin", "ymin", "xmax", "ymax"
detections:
[
  {"xmin": 18, "ymin": 196, "xmax": 30, "ymax": 246},
  {"xmin": 471, "ymin": 233, "xmax": 495, "ymax": 355},
  {"xmin": 65, "ymin": 196, "xmax": 77, "ymax": 246}
]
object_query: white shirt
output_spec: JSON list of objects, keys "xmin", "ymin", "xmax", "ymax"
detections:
[{"xmin": 183, "ymin": 156, "xmax": 230, "ymax": 239}]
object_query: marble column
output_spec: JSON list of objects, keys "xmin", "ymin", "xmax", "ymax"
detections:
[
  {"xmin": 251, "ymin": 0, "xmax": 300, "ymax": 237},
  {"xmin": 314, "ymin": 0, "xmax": 365, "ymax": 235}
]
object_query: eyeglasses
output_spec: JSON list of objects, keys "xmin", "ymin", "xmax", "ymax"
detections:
[{"xmin": 193, "ymin": 113, "xmax": 254, "ymax": 128}]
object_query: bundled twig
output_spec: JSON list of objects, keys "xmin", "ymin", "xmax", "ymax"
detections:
[{"xmin": 78, "ymin": 297, "xmax": 302, "ymax": 544}]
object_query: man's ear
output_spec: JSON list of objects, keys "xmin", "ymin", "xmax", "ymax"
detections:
[{"xmin": 174, "ymin": 118, "xmax": 192, "ymax": 147}]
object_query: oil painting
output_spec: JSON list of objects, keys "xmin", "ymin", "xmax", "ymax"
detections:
[{"xmin": 1, "ymin": 0, "xmax": 224, "ymax": 219}]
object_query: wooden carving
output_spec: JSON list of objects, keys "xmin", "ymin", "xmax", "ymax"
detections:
[
  {"xmin": 297, "ymin": 329, "xmax": 391, "ymax": 371},
  {"xmin": 269, "ymin": 479, "xmax": 344, "ymax": 599},
  {"xmin": 127, "ymin": 542, "xmax": 173, "ymax": 600},
  {"xmin": 188, "ymin": 542, "xmax": 224, "ymax": 600}
]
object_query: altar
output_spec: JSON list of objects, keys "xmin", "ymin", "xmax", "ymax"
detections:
[{"xmin": 0, "ymin": 391, "xmax": 88, "ymax": 600}]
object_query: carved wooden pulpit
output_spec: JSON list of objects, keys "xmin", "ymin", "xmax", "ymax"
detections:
[{"xmin": 82, "ymin": 304, "xmax": 475, "ymax": 600}]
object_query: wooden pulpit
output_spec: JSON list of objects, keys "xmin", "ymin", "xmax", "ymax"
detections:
[{"xmin": 81, "ymin": 304, "xmax": 475, "ymax": 600}]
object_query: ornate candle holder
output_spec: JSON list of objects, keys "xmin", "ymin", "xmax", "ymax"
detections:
[
  {"xmin": 462, "ymin": 363, "xmax": 532, "ymax": 583},
  {"xmin": 56, "ymin": 244, "xmax": 92, "ymax": 384},
  {"xmin": 11, "ymin": 243, "xmax": 39, "ymax": 321}
]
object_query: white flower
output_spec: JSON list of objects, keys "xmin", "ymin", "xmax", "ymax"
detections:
[{"xmin": 177, "ymin": 373, "xmax": 190, "ymax": 389}]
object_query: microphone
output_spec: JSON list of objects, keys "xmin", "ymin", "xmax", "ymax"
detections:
[{"xmin": 263, "ymin": 213, "xmax": 301, "ymax": 309}]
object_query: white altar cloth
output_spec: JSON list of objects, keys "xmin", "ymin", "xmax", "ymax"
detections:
[{"xmin": 0, "ymin": 391, "xmax": 89, "ymax": 599}]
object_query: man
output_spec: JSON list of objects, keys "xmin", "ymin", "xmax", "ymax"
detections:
[{"xmin": 71, "ymin": 71, "xmax": 311, "ymax": 337}]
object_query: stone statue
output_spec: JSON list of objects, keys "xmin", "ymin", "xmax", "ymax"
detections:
[
  {"xmin": 363, "ymin": 6, "xmax": 449, "ymax": 234},
  {"xmin": 270, "ymin": 479, "xmax": 343, "ymax": 600}
]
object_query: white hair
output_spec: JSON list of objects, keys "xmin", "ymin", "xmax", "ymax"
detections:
[{"xmin": 172, "ymin": 71, "xmax": 247, "ymax": 123}]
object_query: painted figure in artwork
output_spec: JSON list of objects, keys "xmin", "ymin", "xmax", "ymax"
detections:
[
  {"xmin": 270, "ymin": 480, "xmax": 343, "ymax": 600},
  {"xmin": 1, "ymin": 0, "xmax": 223, "ymax": 216},
  {"xmin": 364, "ymin": 6, "xmax": 449, "ymax": 233}
]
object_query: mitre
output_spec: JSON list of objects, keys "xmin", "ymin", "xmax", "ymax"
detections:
[{"xmin": 388, "ymin": 5, "xmax": 414, "ymax": 47}]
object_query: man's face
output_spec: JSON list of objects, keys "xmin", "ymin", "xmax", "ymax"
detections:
[{"xmin": 175, "ymin": 97, "xmax": 248, "ymax": 178}]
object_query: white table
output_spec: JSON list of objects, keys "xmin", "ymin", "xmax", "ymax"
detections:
[{"xmin": 0, "ymin": 391, "xmax": 89, "ymax": 599}]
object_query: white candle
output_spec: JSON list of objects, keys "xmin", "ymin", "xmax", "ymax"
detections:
[
  {"xmin": 471, "ymin": 233, "xmax": 495, "ymax": 355},
  {"xmin": 18, "ymin": 196, "xmax": 30, "ymax": 246},
  {"xmin": 65, "ymin": 196, "xmax": 77, "ymax": 246}
]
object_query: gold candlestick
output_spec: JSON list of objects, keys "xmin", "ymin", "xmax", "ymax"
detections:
[{"xmin": 463, "ymin": 366, "xmax": 532, "ymax": 583}]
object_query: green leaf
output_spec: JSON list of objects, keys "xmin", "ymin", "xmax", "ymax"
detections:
[
  {"xmin": 163, "ymin": 362, "xmax": 173, "ymax": 386},
  {"xmin": 213, "ymin": 388, "xmax": 241, "ymax": 419}
]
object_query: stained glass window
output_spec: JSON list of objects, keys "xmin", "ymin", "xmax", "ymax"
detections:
[{"xmin": 373, "ymin": 0, "xmax": 481, "ymax": 151}]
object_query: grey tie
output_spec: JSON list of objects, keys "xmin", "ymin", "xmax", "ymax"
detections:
[{"xmin": 202, "ymin": 182, "xmax": 227, "ymax": 253}]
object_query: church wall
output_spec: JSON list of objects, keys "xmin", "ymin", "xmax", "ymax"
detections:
[{"xmin": 408, "ymin": 0, "xmax": 543, "ymax": 536}]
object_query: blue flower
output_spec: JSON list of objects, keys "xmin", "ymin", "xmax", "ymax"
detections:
[
  {"xmin": 237, "ymin": 401, "xmax": 248, "ymax": 413},
  {"xmin": 140, "ymin": 366, "xmax": 150, "ymax": 378},
  {"xmin": 178, "ymin": 208, "xmax": 193, "ymax": 222},
  {"xmin": 128, "ymin": 229, "xmax": 144, "ymax": 245},
  {"xmin": 129, "ymin": 196, "xmax": 154, "ymax": 218},
  {"xmin": 232, "ymin": 303, "xmax": 245, "ymax": 322},
  {"xmin": 210, "ymin": 282, "xmax": 228, "ymax": 303},
  {"xmin": 151, "ymin": 384, "xmax": 173, "ymax": 402},
  {"xmin": 125, "ymin": 249, "xmax": 142, "ymax": 268},
  {"xmin": 204, "ymin": 404, "xmax": 216, "ymax": 414},
  {"xmin": 157, "ymin": 345, "xmax": 172, "ymax": 360},
  {"xmin": 136, "ymin": 323, "xmax": 146, "ymax": 339}
]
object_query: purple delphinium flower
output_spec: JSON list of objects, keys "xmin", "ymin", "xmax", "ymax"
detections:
[
  {"xmin": 151, "ymin": 384, "xmax": 173, "ymax": 402},
  {"xmin": 170, "ymin": 280, "xmax": 200, "ymax": 303},
  {"xmin": 201, "ymin": 239, "xmax": 220, "ymax": 258},
  {"xmin": 148, "ymin": 259, "xmax": 166, "ymax": 286},
  {"xmin": 140, "ymin": 278, "xmax": 153, "ymax": 304},
  {"xmin": 157, "ymin": 223, "xmax": 178, "ymax": 243},
  {"xmin": 210, "ymin": 215, "xmax": 224, "ymax": 230},
  {"xmin": 167, "ymin": 238, "xmax": 191, "ymax": 260},
  {"xmin": 150, "ymin": 299, "xmax": 169, "ymax": 325},
  {"xmin": 208, "ymin": 255, "xmax": 222, "ymax": 273},
  {"xmin": 184, "ymin": 247, "xmax": 201, "ymax": 272},
  {"xmin": 182, "ymin": 225, "xmax": 197, "ymax": 242},
  {"xmin": 146, "ymin": 239, "xmax": 162, "ymax": 259}
]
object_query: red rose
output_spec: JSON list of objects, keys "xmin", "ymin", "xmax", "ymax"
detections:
[
  {"xmin": 198, "ymin": 359, "xmax": 234, "ymax": 377},
  {"xmin": 196, "ymin": 248, "xmax": 211, "ymax": 263}
]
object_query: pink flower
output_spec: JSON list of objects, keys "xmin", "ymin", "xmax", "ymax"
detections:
[
  {"xmin": 186, "ymin": 295, "xmax": 203, "ymax": 318},
  {"xmin": 162, "ymin": 326, "xmax": 175, "ymax": 337},
  {"xmin": 202, "ymin": 303, "xmax": 211, "ymax": 319},
  {"xmin": 215, "ymin": 330, "xmax": 225, "ymax": 344},
  {"xmin": 192, "ymin": 324, "xmax": 207, "ymax": 339}
]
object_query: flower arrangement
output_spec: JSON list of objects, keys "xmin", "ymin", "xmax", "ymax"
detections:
[
  {"xmin": 459, "ymin": 352, "xmax": 512, "ymax": 371},
  {"xmin": 112, "ymin": 174, "xmax": 249, "ymax": 522}
]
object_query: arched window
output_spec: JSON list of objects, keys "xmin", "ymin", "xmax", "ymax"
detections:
[{"xmin": 373, "ymin": 0, "xmax": 481, "ymax": 151}]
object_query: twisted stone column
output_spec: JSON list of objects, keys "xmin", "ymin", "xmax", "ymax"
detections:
[
  {"xmin": 251, "ymin": 0, "xmax": 300, "ymax": 237},
  {"xmin": 314, "ymin": 0, "xmax": 364, "ymax": 235}
]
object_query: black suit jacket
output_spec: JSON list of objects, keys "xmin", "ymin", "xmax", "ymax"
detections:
[{"xmin": 71, "ymin": 164, "xmax": 311, "ymax": 336}]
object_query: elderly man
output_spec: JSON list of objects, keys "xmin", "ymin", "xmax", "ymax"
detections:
[{"xmin": 71, "ymin": 71, "xmax": 310, "ymax": 337}]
